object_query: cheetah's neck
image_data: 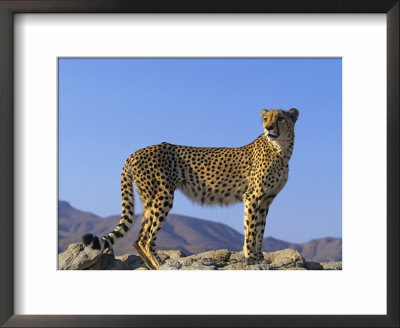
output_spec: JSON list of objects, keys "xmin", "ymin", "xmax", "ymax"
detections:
[{"xmin": 268, "ymin": 134, "xmax": 295, "ymax": 159}]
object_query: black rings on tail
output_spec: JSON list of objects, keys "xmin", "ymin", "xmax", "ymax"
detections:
[{"xmin": 82, "ymin": 159, "xmax": 135, "ymax": 251}]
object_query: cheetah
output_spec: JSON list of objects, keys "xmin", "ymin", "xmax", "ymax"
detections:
[{"xmin": 83, "ymin": 108, "xmax": 299, "ymax": 269}]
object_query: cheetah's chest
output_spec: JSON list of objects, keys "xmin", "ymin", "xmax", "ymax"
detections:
[{"xmin": 257, "ymin": 154, "xmax": 289, "ymax": 194}]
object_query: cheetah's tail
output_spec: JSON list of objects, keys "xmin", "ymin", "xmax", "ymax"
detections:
[{"xmin": 82, "ymin": 159, "xmax": 135, "ymax": 251}]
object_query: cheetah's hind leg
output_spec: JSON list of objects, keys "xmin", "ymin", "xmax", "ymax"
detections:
[
  {"xmin": 133, "ymin": 222, "xmax": 165, "ymax": 270},
  {"xmin": 144, "ymin": 244, "xmax": 164, "ymax": 270},
  {"xmin": 133, "ymin": 208, "xmax": 159, "ymax": 269},
  {"xmin": 143, "ymin": 192, "xmax": 174, "ymax": 270},
  {"xmin": 133, "ymin": 192, "xmax": 173, "ymax": 270},
  {"xmin": 133, "ymin": 241, "xmax": 157, "ymax": 270}
]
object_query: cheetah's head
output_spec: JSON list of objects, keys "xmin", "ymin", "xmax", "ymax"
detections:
[{"xmin": 261, "ymin": 108, "xmax": 299, "ymax": 142}]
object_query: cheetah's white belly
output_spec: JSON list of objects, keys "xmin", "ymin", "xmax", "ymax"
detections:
[{"xmin": 176, "ymin": 182, "xmax": 243, "ymax": 206}]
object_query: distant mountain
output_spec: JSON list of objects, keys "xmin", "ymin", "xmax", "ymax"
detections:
[
  {"xmin": 58, "ymin": 201, "xmax": 341, "ymax": 262},
  {"xmin": 262, "ymin": 237, "xmax": 342, "ymax": 262}
]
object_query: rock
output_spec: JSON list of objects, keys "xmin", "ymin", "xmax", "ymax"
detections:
[
  {"xmin": 157, "ymin": 253, "xmax": 170, "ymax": 262},
  {"xmin": 159, "ymin": 256, "xmax": 196, "ymax": 270},
  {"xmin": 160, "ymin": 259, "xmax": 182, "ymax": 270},
  {"xmin": 222, "ymin": 263, "xmax": 245, "ymax": 270},
  {"xmin": 58, "ymin": 243, "xmax": 104, "ymax": 270},
  {"xmin": 116, "ymin": 254, "xmax": 146, "ymax": 270},
  {"xmin": 58, "ymin": 242, "xmax": 146, "ymax": 270},
  {"xmin": 248, "ymin": 263, "xmax": 270, "ymax": 270},
  {"xmin": 158, "ymin": 250, "xmax": 186, "ymax": 260},
  {"xmin": 160, "ymin": 252, "xmax": 219, "ymax": 270},
  {"xmin": 223, "ymin": 262, "xmax": 270, "ymax": 270},
  {"xmin": 178, "ymin": 257, "xmax": 195, "ymax": 267},
  {"xmin": 151, "ymin": 249, "xmax": 303, "ymax": 270},
  {"xmin": 89, "ymin": 254, "xmax": 127, "ymax": 270},
  {"xmin": 112, "ymin": 260, "xmax": 129, "ymax": 270},
  {"xmin": 305, "ymin": 261, "xmax": 324, "ymax": 270},
  {"xmin": 320, "ymin": 262, "xmax": 342, "ymax": 270},
  {"xmin": 182, "ymin": 261, "xmax": 217, "ymax": 270},
  {"xmin": 196, "ymin": 249, "xmax": 231, "ymax": 263},
  {"xmin": 264, "ymin": 248, "xmax": 305, "ymax": 269},
  {"xmin": 229, "ymin": 251, "xmax": 245, "ymax": 263}
]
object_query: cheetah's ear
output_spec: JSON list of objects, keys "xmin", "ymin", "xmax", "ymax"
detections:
[
  {"xmin": 261, "ymin": 109, "xmax": 269, "ymax": 118},
  {"xmin": 288, "ymin": 108, "xmax": 299, "ymax": 123}
]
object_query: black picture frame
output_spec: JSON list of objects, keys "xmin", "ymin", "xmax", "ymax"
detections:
[{"xmin": 0, "ymin": 0, "xmax": 398, "ymax": 327}]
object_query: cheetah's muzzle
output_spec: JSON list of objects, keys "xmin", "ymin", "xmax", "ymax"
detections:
[{"xmin": 267, "ymin": 133, "xmax": 279, "ymax": 140}]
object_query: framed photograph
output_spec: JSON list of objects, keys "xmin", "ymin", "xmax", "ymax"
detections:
[{"xmin": 0, "ymin": 0, "xmax": 398, "ymax": 327}]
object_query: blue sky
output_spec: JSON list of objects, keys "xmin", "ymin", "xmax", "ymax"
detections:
[{"xmin": 59, "ymin": 58, "xmax": 342, "ymax": 243}]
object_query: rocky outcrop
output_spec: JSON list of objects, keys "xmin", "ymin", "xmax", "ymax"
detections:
[{"xmin": 58, "ymin": 243, "xmax": 342, "ymax": 271}]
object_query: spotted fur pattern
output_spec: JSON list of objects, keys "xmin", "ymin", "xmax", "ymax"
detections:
[{"xmin": 83, "ymin": 108, "xmax": 299, "ymax": 269}]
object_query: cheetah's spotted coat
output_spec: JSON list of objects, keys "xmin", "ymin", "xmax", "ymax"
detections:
[{"xmin": 83, "ymin": 108, "xmax": 299, "ymax": 269}]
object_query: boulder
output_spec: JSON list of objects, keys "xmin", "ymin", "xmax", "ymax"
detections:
[
  {"xmin": 222, "ymin": 262, "xmax": 270, "ymax": 270},
  {"xmin": 158, "ymin": 250, "xmax": 187, "ymax": 260},
  {"xmin": 182, "ymin": 259, "xmax": 217, "ymax": 270},
  {"xmin": 58, "ymin": 243, "xmax": 104, "ymax": 270},
  {"xmin": 197, "ymin": 249, "xmax": 231, "ymax": 263},
  {"xmin": 160, "ymin": 259, "xmax": 182, "ymax": 270},
  {"xmin": 89, "ymin": 254, "xmax": 127, "ymax": 270},
  {"xmin": 263, "ymin": 248, "xmax": 305, "ymax": 269},
  {"xmin": 229, "ymin": 251, "xmax": 246, "ymax": 263},
  {"xmin": 115, "ymin": 254, "xmax": 147, "ymax": 270},
  {"xmin": 320, "ymin": 262, "xmax": 342, "ymax": 270},
  {"xmin": 305, "ymin": 261, "xmax": 324, "ymax": 270}
]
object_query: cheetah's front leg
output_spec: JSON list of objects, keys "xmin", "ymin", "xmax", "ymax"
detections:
[
  {"xmin": 254, "ymin": 195, "xmax": 276, "ymax": 261},
  {"xmin": 243, "ymin": 195, "xmax": 259, "ymax": 265}
]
